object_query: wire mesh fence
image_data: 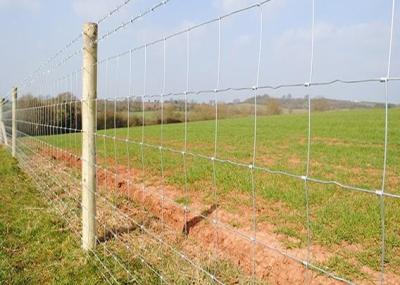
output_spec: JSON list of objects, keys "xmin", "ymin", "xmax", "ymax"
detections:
[{"xmin": 1, "ymin": 0, "xmax": 400, "ymax": 284}]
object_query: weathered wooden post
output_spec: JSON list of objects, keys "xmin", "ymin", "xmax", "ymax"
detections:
[
  {"xmin": 81, "ymin": 22, "xmax": 98, "ymax": 251},
  {"xmin": 0, "ymin": 98, "xmax": 8, "ymax": 146},
  {"xmin": 12, "ymin": 88, "xmax": 17, "ymax": 157}
]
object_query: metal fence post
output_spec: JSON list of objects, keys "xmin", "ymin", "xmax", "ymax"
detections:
[
  {"xmin": 12, "ymin": 88, "xmax": 17, "ymax": 157},
  {"xmin": 0, "ymin": 98, "xmax": 8, "ymax": 146},
  {"xmin": 82, "ymin": 22, "xmax": 98, "ymax": 251}
]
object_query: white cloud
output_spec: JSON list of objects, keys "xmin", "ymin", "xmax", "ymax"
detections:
[
  {"xmin": 214, "ymin": 0, "xmax": 287, "ymax": 25},
  {"xmin": 0, "ymin": 0, "xmax": 41, "ymax": 12},
  {"xmin": 275, "ymin": 21, "xmax": 390, "ymax": 80},
  {"xmin": 72, "ymin": 0, "xmax": 120, "ymax": 22},
  {"xmin": 213, "ymin": 0, "xmax": 255, "ymax": 13}
]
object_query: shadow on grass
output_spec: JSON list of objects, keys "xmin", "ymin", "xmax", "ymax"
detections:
[
  {"xmin": 182, "ymin": 204, "xmax": 218, "ymax": 236},
  {"xmin": 97, "ymin": 225, "xmax": 139, "ymax": 243}
]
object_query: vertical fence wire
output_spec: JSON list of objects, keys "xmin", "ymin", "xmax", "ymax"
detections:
[
  {"xmin": 2, "ymin": 0, "xmax": 400, "ymax": 284},
  {"xmin": 380, "ymin": 1, "xmax": 396, "ymax": 284}
]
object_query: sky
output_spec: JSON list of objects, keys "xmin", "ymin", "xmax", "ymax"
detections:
[{"xmin": 0, "ymin": 0, "xmax": 399, "ymax": 103}]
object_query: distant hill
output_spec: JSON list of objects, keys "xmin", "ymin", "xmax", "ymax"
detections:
[{"xmin": 242, "ymin": 94, "xmax": 398, "ymax": 112}]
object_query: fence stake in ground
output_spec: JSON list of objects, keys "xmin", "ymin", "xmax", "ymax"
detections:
[
  {"xmin": 0, "ymin": 98, "xmax": 8, "ymax": 146},
  {"xmin": 11, "ymin": 88, "xmax": 17, "ymax": 157},
  {"xmin": 81, "ymin": 22, "xmax": 98, "ymax": 251}
]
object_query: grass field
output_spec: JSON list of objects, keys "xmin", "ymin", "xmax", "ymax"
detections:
[
  {"xmin": 9, "ymin": 142, "xmax": 260, "ymax": 284},
  {"xmin": 31, "ymin": 107, "xmax": 400, "ymax": 282},
  {"xmin": 0, "ymin": 147, "xmax": 102, "ymax": 284}
]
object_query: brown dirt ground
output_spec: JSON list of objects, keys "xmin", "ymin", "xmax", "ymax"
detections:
[{"xmin": 40, "ymin": 147, "xmax": 399, "ymax": 285}]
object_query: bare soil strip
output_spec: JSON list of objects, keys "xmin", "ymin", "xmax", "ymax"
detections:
[{"xmin": 41, "ymin": 148, "xmax": 397, "ymax": 285}]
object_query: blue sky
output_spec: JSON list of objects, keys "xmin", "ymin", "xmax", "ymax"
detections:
[{"xmin": 0, "ymin": 0, "xmax": 399, "ymax": 103}]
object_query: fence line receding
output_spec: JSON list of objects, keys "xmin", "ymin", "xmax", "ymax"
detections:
[{"xmin": 1, "ymin": 0, "xmax": 399, "ymax": 284}]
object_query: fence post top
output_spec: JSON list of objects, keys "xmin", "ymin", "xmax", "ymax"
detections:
[{"xmin": 83, "ymin": 23, "xmax": 98, "ymax": 37}]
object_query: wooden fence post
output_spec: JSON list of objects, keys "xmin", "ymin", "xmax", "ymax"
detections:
[
  {"xmin": 0, "ymin": 98, "xmax": 8, "ymax": 146},
  {"xmin": 12, "ymin": 88, "xmax": 17, "ymax": 157},
  {"xmin": 81, "ymin": 22, "xmax": 98, "ymax": 251}
]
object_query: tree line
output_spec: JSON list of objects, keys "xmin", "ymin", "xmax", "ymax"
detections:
[{"xmin": 15, "ymin": 93, "xmax": 285, "ymax": 136}]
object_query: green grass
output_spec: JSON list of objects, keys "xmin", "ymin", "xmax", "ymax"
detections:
[
  {"xmin": 0, "ymin": 147, "xmax": 260, "ymax": 284},
  {"xmin": 46, "ymin": 108, "xmax": 400, "ymax": 189},
  {"xmin": 0, "ymin": 147, "xmax": 102, "ymax": 285},
  {"xmin": 30, "ymin": 108, "xmax": 400, "ymax": 281}
]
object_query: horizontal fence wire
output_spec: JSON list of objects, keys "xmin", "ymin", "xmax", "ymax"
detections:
[{"xmin": 1, "ymin": 0, "xmax": 399, "ymax": 284}]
